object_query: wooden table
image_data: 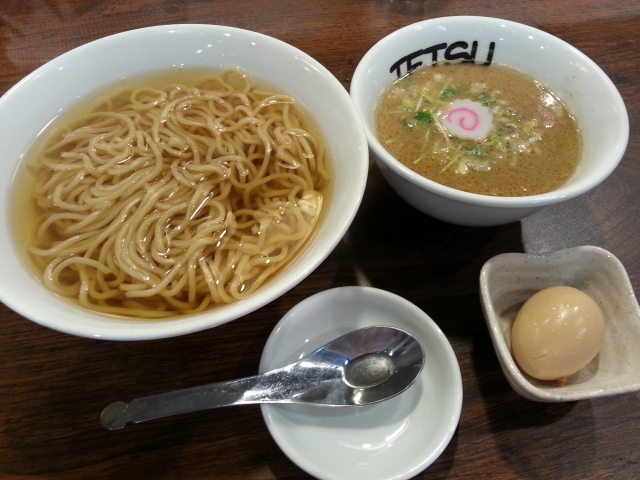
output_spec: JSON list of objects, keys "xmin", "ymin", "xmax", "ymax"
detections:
[{"xmin": 1, "ymin": 1, "xmax": 639, "ymax": 479}]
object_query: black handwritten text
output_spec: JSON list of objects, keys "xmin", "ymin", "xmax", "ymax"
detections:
[{"xmin": 389, "ymin": 41, "xmax": 496, "ymax": 78}]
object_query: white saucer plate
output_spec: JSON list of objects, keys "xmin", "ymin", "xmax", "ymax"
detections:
[{"xmin": 259, "ymin": 286, "xmax": 462, "ymax": 480}]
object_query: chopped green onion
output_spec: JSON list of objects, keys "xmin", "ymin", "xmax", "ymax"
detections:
[
  {"xmin": 413, "ymin": 109, "xmax": 433, "ymax": 124},
  {"xmin": 401, "ymin": 98, "xmax": 415, "ymax": 110},
  {"xmin": 462, "ymin": 145, "xmax": 487, "ymax": 159},
  {"xmin": 440, "ymin": 86, "xmax": 459, "ymax": 99},
  {"xmin": 497, "ymin": 125, "xmax": 516, "ymax": 135}
]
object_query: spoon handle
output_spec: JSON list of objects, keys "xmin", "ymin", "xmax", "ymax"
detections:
[
  {"xmin": 101, "ymin": 375, "xmax": 264, "ymax": 430},
  {"xmin": 101, "ymin": 363, "xmax": 344, "ymax": 430}
]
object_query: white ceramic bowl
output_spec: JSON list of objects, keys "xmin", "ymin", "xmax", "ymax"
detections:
[
  {"xmin": 480, "ymin": 246, "xmax": 640, "ymax": 402},
  {"xmin": 350, "ymin": 16, "xmax": 628, "ymax": 226},
  {"xmin": 0, "ymin": 25, "xmax": 368, "ymax": 340},
  {"xmin": 260, "ymin": 287, "xmax": 462, "ymax": 480}
]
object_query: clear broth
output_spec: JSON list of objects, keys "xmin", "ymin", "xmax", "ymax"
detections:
[{"xmin": 10, "ymin": 68, "xmax": 332, "ymax": 319}]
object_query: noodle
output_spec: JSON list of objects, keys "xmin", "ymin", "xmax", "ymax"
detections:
[{"xmin": 27, "ymin": 70, "xmax": 329, "ymax": 318}]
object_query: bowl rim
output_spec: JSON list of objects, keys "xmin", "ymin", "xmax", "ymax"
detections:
[
  {"xmin": 0, "ymin": 24, "xmax": 369, "ymax": 340},
  {"xmin": 350, "ymin": 15, "xmax": 629, "ymax": 209}
]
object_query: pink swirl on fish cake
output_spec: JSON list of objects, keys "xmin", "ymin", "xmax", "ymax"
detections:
[
  {"xmin": 441, "ymin": 99, "xmax": 493, "ymax": 140},
  {"xmin": 446, "ymin": 107, "xmax": 479, "ymax": 131}
]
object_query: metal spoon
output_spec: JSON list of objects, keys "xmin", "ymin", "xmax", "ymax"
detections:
[{"xmin": 101, "ymin": 326, "xmax": 424, "ymax": 430}]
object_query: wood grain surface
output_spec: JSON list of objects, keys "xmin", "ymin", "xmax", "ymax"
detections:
[{"xmin": 1, "ymin": 1, "xmax": 639, "ymax": 479}]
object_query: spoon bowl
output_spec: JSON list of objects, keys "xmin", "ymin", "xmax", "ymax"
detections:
[{"xmin": 101, "ymin": 326, "xmax": 424, "ymax": 430}]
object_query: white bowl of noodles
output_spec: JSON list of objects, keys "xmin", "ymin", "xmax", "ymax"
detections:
[
  {"xmin": 0, "ymin": 25, "xmax": 368, "ymax": 340},
  {"xmin": 350, "ymin": 16, "xmax": 628, "ymax": 226}
]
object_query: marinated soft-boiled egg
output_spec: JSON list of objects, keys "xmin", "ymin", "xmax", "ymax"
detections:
[{"xmin": 511, "ymin": 286, "xmax": 605, "ymax": 382}]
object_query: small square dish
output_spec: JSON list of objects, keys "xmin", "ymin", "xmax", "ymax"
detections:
[{"xmin": 480, "ymin": 245, "xmax": 640, "ymax": 402}]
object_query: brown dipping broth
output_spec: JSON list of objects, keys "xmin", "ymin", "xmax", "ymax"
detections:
[{"xmin": 375, "ymin": 63, "xmax": 581, "ymax": 197}]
